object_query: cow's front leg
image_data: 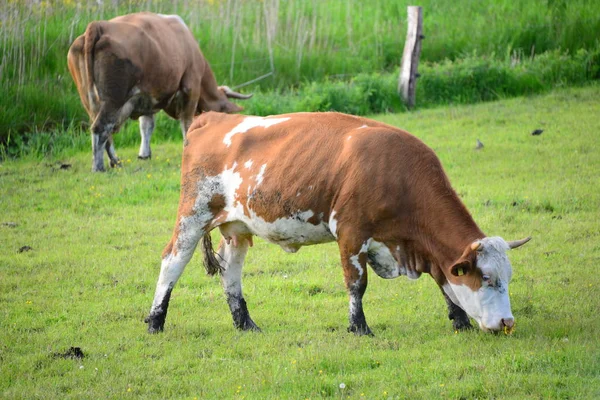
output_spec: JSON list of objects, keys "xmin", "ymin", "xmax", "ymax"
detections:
[
  {"xmin": 218, "ymin": 236, "xmax": 260, "ymax": 331},
  {"xmin": 441, "ymin": 288, "xmax": 473, "ymax": 331},
  {"xmin": 146, "ymin": 225, "xmax": 204, "ymax": 333},
  {"xmin": 138, "ymin": 114, "xmax": 155, "ymax": 160},
  {"xmin": 338, "ymin": 240, "xmax": 373, "ymax": 336}
]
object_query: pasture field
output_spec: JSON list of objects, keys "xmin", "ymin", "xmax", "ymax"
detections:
[{"xmin": 1, "ymin": 86, "xmax": 600, "ymax": 399}]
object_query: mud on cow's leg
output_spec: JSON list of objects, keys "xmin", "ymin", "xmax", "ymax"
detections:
[
  {"xmin": 442, "ymin": 290, "xmax": 473, "ymax": 331},
  {"xmin": 218, "ymin": 237, "xmax": 261, "ymax": 331}
]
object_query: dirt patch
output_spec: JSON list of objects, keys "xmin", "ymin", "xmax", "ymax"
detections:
[
  {"xmin": 52, "ymin": 347, "xmax": 84, "ymax": 360},
  {"xmin": 17, "ymin": 245, "xmax": 32, "ymax": 253}
]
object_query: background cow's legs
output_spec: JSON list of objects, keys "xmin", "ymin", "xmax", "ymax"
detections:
[
  {"xmin": 218, "ymin": 237, "xmax": 260, "ymax": 331},
  {"xmin": 441, "ymin": 290, "xmax": 473, "ymax": 330},
  {"xmin": 338, "ymin": 240, "xmax": 373, "ymax": 336},
  {"xmin": 106, "ymin": 135, "xmax": 120, "ymax": 168},
  {"xmin": 146, "ymin": 223, "xmax": 205, "ymax": 333},
  {"xmin": 138, "ymin": 114, "xmax": 155, "ymax": 159},
  {"xmin": 91, "ymin": 130, "xmax": 109, "ymax": 172}
]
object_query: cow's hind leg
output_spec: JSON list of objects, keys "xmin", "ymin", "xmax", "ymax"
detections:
[
  {"xmin": 146, "ymin": 222, "xmax": 205, "ymax": 333},
  {"xmin": 214, "ymin": 236, "xmax": 260, "ymax": 331},
  {"xmin": 138, "ymin": 114, "xmax": 155, "ymax": 160},
  {"xmin": 441, "ymin": 290, "xmax": 473, "ymax": 331},
  {"xmin": 338, "ymin": 237, "xmax": 373, "ymax": 336},
  {"xmin": 106, "ymin": 135, "xmax": 121, "ymax": 168}
]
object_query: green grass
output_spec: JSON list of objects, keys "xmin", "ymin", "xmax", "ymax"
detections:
[{"xmin": 1, "ymin": 86, "xmax": 600, "ymax": 398}]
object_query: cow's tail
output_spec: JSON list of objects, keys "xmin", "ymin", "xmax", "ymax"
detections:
[
  {"xmin": 201, "ymin": 234, "xmax": 223, "ymax": 276},
  {"xmin": 83, "ymin": 21, "xmax": 102, "ymax": 102}
]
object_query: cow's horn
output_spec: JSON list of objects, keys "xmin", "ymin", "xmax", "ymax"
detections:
[
  {"xmin": 220, "ymin": 86, "xmax": 253, "ymax": 99},
  {"xmin": 507, "ymin": 236, "xmax": 532, "ymax": 249},
  {"xmin": 470, "ymin": 241, "xmax": 482, "ymax": 251}
]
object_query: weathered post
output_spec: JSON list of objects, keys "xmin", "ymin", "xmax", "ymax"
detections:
[{"xmin": 398, "ymin": 6, "xmax": 424, "ymax": 109}]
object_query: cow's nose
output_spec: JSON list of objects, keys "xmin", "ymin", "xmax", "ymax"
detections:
[{"xmin": 501, "ymin": 318, "xmax": 514, "ymax": 329}]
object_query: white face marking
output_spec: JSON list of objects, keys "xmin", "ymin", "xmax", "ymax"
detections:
[
  {"xmin": 447, "ymin": 237, "xmax": 514, "ymax": 332},
  {"xmin": 328, "ymin": 210, "xmax": 338, "ymax": 239},
  {"xmin": 223, "ymin": 116, "xmax": 290, "ymax": 147},
  {"xmin": 244, "ymin": 160, "xmax": 253, "ymax": 169}
]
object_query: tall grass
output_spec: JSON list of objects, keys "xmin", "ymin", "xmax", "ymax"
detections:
[{"xmin": 1, "ymin": 0, "xmax": 599, "ymax": 150}]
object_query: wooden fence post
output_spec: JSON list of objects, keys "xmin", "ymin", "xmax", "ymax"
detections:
[{"xmin": 398, "ymin": 6, "xmax": 424, "ymax": 109}]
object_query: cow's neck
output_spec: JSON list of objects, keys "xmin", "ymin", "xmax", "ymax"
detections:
[{"xmin": 414, "ymin": 194, "xmax": 485, "ymax": 273}]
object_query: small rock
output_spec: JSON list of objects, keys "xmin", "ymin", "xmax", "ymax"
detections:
[{"xmin": 531, "ymin": 129, "xmax": 544, "ymax": 136}]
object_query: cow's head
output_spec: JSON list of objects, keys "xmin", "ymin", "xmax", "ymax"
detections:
[
  {"xmin": 198, "ymin": 86, "xmax": 252, "ymax": 114},
  {"xmin": 445, "ymin": 236, "xmax": 530, "ymax": 333}
]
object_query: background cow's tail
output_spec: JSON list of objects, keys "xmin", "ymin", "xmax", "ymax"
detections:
[
  {"xmin": 201, "ymin": 234, "xmax": 223, "ymax": 276},
  {"xmin": 83, "ymin": 21, "xmax": 102, "ymax": 101}
]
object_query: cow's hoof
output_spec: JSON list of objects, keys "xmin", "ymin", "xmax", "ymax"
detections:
[
  {"xmin": 138, "ymin": 155, "xmax": 151, "ymax": 160},
  {"xmin": 452, "ymin": 319, "xmax": 474, "ymax": 331},
  {"xmin": 145, "ymin": 315, "xmax": 165, "ymax": 333},
  {"xmin": 92, "ymin": 166, "xmax": 106, "ymax": 173},
  {"xmin": 110, "ymin": 160, "xmax": 122, "ymax": 168},
  {"xmin": 236, "ymin": 318, "xmax": 262, "ymax": 332},
  {"xmin": 348, "ymin": 324, "xmax": 374, "ymax": 336}
]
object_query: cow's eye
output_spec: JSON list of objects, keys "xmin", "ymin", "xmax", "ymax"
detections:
[{"xmin": 482, "ymin": 275, "xmax": 491, "ymax": 282}]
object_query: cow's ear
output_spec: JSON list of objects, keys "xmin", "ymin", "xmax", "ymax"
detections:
[{"xmin": 450, "ymin": 260, "xmax": 472, "ymax": 277}]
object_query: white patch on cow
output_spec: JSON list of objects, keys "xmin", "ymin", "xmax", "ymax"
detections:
[
  {"xmin": 348, "ymin": 239, "xmax": 372, "ymax": 281},
  {"xmin": 347, "ymin": 136, "xmax": 352, "ymax": 141},
  {"xmin": 328, "ymin": 210, "xmax": 338, "ymax": 239},
  {"xmin": 244, "ymin": 160, "xmax": 253, "ymax": 169},
  {"xmin": 218, "ymin": 237, "xmax": 250, "ymax": 302},
  {"xmin": 158, "ymin": 13, "xmax": 188, "ymax": 28},
  {"xmin": 349, "ymin": 295, "xmax": 359, "ymax": 318},
  {"xmin": 255, "ymin": 164, "xmax": 267, "ymax": 185},
  {"xmin": 223, "ymin": 116, "xmax": 290, "ymax": 147},
  {"xmin": 447, "ymin": 237, "xmax": 514, "ymax": 332},
  {"xmin": 296, "ymin": 191, "xmax": 301, "ymax": 197},
  {"xmin": 357, "ymin": 124, "xmax": 368, "ymax": 129},
  {"xmin": 350, "ymin": 255, "xmax": 363, "ymax": 279}
]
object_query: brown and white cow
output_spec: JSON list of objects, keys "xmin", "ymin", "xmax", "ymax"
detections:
[
  {"xmin": 145, "ymin": 111, "xmax": 530, "ymax": 335},
  {"xmin": 67, "ymin": 12, "xmax": 251, "ymax": 172}
]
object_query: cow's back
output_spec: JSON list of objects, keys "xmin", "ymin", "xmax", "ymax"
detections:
[{"xmin": 183, "ymin": 112, "xmax": 451, "ymax": 235}]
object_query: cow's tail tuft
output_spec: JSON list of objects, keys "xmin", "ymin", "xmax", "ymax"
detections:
[{"xmin": 201, "ymin": 234, "xmax": 223, "ymax": 276}]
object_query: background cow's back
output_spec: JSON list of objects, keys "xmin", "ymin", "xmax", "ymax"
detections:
[{"xmin": 67, "ymin": 12, "xmax": 251, "ymax": 172}]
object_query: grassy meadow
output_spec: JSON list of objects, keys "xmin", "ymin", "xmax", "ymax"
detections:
[{"xmin": 1, "ymin": 86, "xmax": 599, "ymax": 398}]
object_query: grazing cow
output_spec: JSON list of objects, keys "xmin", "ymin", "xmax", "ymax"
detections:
[
  {"xmin": 67, "ymin": 12, "xmax": 251, "ymax": 172},
  {"xmin": 145, "ymin": 112, "xmax": 531, "ymax": 335}
]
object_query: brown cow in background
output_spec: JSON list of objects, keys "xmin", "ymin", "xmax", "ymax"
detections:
[{"xmin": 67, "ymin": 12, "xmax": 251, "ymax": 172}]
